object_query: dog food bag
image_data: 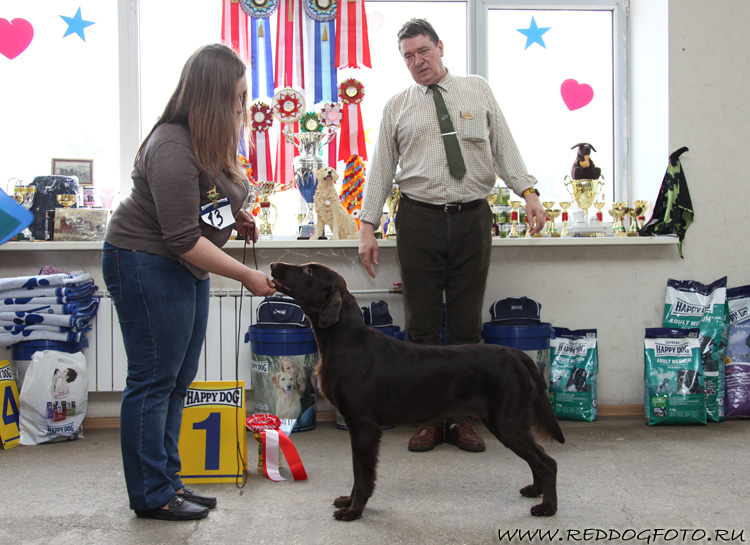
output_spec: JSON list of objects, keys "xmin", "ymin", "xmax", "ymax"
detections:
[
  {"xmin": 725, "ymin": 285, "xmax": 750, "ymax": 419},
  {"xmin": 19, "ymin": 350, "xmax": 88, "ymax": 444},
  {"xmin": 548, "ymin": 328, "xmax": 598, "ymax": 421},
  {"xmin": 663, "ymin": 277, "xmax": 728, "ymax": 422},
  {"xmin": 644, "ymin": 328, "xmax": 705, "ymax": 426}
]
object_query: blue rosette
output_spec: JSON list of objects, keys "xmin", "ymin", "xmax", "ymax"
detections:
[
  {"xmin": 240, "ymin": 0, "xmax": 279, "ymax": 19},
  {"xmin": 303, "ymin": 0, "xmax": 337, "ymax": 22}
]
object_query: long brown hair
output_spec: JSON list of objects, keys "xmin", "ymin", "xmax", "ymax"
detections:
[{"xmin": 137, "ymin": 44, "xmax": 248, "ymax": 184}]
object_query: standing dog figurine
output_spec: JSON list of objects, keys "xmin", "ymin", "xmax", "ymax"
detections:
[
  {"xmin": 270, "ymin": 262, "xmax": 565, "ymax": 521},
  {"xmin": 570, "ymin": 143, "xmax": 602, "ymax": 180},
  {"xmin": 312, "ymin": 167, "xmax": 359, "ymax": 240}
]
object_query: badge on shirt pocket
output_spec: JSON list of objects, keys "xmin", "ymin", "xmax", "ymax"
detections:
[{"xmin": 200, "ymin": 198, "xmax": 235, "ymax": 230}]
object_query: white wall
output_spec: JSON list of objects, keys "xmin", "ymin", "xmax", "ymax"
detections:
[{"xmin": 3, "ymin": 0, "xmax": 749, "ymax": 416}]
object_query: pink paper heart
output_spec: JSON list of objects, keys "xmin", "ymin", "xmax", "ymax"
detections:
[
  {"xmin": 560, "ymin": 79, "xmax": 594, "ymax": 111},
  {"xmin": 0, "ymin": 18, "xmax": 34, "ymax": 60}
]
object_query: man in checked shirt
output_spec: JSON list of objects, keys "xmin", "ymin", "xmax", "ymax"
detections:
[{"xmin": 358, "ymin": 18, "xmax": 546, "ymax": 454}]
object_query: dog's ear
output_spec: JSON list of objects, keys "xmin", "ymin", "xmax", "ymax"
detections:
[
  {"xmin": 271, "ymin": 373, "xmax": 280, "ymax": 386},
  {"xmin": 318, "ymin": 291, "xmax": 342, "ymax": 328}
]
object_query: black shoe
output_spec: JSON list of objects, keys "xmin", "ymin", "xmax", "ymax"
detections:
[
  {"xmin": 178, "ymin": 487, "xmax": 217, "ymax": 509},
  {"xmin": 134, "ymin": 496, "xmax": 208, "ymax": 521}
]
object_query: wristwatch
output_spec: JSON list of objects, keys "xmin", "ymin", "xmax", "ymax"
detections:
[{"xmin": 522, "ymin": 188, "xmax": 540, "ymax": 198}]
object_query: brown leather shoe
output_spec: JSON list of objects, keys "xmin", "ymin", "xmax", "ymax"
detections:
[
  {"xmin": 408, "ymin": 425, "xmax": 444, "ymax": 452},
  {"xmin": 446, "ymin": 421, "xmax": 486, "ymax": 452}
]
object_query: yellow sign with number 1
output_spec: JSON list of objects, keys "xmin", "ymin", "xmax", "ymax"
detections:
[
  {"xmin": 178, "ymin": 381, "xmax": 247, "ymax": 483},
  {"xmin": 0, "ymin": 361, "xmax": 21, "ymax": 449}
]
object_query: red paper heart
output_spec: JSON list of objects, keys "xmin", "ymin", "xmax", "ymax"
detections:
[
  {"xmin": 0, "ymin": 18, "xmax": 34, "ymax": 60},
  {"xmin": 560, "ymin": 78, "xmax": 594, "ymax": 111}
]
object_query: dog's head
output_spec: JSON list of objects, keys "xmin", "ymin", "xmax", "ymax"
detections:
[
  {"xmin": 272, "ymin": 372, "xmax": 297, "ymax": 394},
  {"xmin": 571, "ymin": 142, "xmax": 597, "ymax": 160},
  {"xmin": 270, "ymin": 262, "xmax": 347, "ymax": 328},
  {"xmin": 314, "ymin": 166, "xmax": 339, "ymax": 187}
]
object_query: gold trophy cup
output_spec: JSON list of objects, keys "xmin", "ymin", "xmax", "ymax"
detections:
[
  {"xmin": 385, "ymin": 187, "xmax": 400, "ymax": 239},
  {"xmin": 56, "ymin": 194, "xmax": 77, "ymax": 208},
  {"xmin": 563, "ymin": 176, "xmax": 604, "ymax": 225},
  {"xmin": 627, "ymin": 205, "xmax": 642, "ymax": 236},
  {"xmin": 257, "ymin": 181, "xmax": 280, "ymax": 237},
  {"xmin": 542, "ymin": 201, "xmax": 555, "ymax": 235},
  {"xmin": 558, "ymin": 201, "xmax": 572, "ymax": 237},
  {"xmin": 547, "ymin": 209, "xmax": 561, "ymax": 237},
  {"xmin": 609, "ymin": 202, "xmax": 629, "ymax": 236}
]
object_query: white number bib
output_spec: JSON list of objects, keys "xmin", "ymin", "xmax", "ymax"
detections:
[{"xmin": 200, "ymin": 198, "xmax": 235, "ymax": 230}]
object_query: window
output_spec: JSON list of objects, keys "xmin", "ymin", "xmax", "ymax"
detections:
[{"xmin": 2, "ymin": 1, "xmax": 666, "ymax": 238}]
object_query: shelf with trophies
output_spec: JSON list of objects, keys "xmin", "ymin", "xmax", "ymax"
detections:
[{"xmin": 489, "ymin": 143, "xmax": 655, "ymax": 242}]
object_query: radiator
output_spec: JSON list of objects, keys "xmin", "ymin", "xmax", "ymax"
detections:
[{"xmin": 83, "ymin": 290, "xmax": 258, "ymax": 392}]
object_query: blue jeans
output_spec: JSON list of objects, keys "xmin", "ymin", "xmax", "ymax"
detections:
[{"xmin": 102, "ymin": 242, "xmax": 209, "ymax": 510}]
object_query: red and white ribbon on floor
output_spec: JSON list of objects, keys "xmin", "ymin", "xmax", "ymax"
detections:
[
  {"xmin": 261, "ymin": 428, "xmax": 308, "ymax": 481},
  {"xmin": 335, "ymin": 0, "xmax": 371, "ymax": 69},
  {"xmin": 247, "ymin": 413, "xmax": 307, "ymax": 482}
]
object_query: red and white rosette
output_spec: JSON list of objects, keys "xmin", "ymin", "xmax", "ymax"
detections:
[
  {"xmin": 273, "ymin": 88, "xmax": 305, "ymax": 190},
  {"xmin": 320, "ymin": 101, "xmax": 342, "ymax": 167},
  {"xmin": 338, "ymin": 79, "xmax": 367, "ymax": 162},
  {"xmin": 246, "ymin": 413, "xmax": 307, "ymax": 482},
  {"xmin": 249, "ymin": 100, "xmax": 274, "ymax": 184}
]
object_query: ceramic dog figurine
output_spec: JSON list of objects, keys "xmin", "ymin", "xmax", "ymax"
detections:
[{"xmin": 312, "ymin": 167, "xmax": 359, "ymax": 240}]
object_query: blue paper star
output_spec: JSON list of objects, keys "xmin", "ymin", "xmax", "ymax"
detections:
[
  {"xmin": 517, "ymin": 16, "xmax": 551, "ymax": 50},
  {"xmin": 60, "ymin": 7, "xmax": 95, "ymax": 41}
]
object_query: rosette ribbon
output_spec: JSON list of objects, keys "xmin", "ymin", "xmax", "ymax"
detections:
[
  {"xmin": 320, "ymin": 101, "xmax": 342, "ymax": 167},
  {"xmin": 338, "ymin": 78, "xmax": 367, "ymax": 162},
  {"xmin": 273, "ymin": 88, "xmax": 305, "ymax": 190},
  {"xmin": 335, "ymin": 0, "xmax": 371, "ymax": 69},
  {"xmin": 275, "ymin": 0, "xmax": 306, "ymax": 90},
  {"xmin": 246, "ymin": 414, "xmax": 308, "ymax": 481},
  {"xmin": 303, "ymin": 0, "xmax": 338, "ymax": 104},
  {"xmin": 249, "ymin": 100, "xmax": 274, "ymax": 184},
  {"xmin": 239, "ymin": 0, "xmax": 278, "ymax": 99},
  {"xmin": 221, "ymin": 0, "xmax": 251, "ymax": 63}
]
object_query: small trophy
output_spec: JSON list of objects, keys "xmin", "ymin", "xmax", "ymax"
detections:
[
  {"xmin": 509, "ymin": 201, "xmax": 522, "ymax": 238},
  {"xmin": 634, "ymin": 200, "xmax": 649, "ymax": 230},
  {"xmin": 559, "ymin": 201, "xmax": 572, "ymax": 237},
  {"xmin": 385, "ymin": 186, "xmax": 400, "ymax": 239},
  {"xmin": 593, "ymin": 200, "xmax": 606, "ymax": 224},
  {"xmin": 547, "ymin": 209, "xmax": 561, "ymax": 237},
  {"xmin": 12, "ymin": 185, "xmax": 36, "ymax": 240},
  {"xmin": 627, "ymin": 205, "xmax": 641, "ymax": 236},
  {"xmin": 541, "ymin": 201, "xmax": 554, "ymax": 234},
  {"xmin": 257, "ymin": 181, "xmax": 280, "ymax": 238},
  {"xmin": 609, "ymin": 202, "xmax": 629, "ymax": 237}
]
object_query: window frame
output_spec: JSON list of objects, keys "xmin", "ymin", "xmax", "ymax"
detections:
[{"xmin": 116, "ymin": 0, "xmax": 629, "ymax": 202}]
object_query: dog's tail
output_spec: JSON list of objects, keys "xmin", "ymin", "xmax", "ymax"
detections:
[{"xmin": 521, "ymin": 353, "xmax": 565, "ymax": 444}]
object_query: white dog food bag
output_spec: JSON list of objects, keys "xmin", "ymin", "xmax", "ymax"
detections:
[{"xmin": 19, "ymin": 350, "xmax": 88, "ymax": 444}]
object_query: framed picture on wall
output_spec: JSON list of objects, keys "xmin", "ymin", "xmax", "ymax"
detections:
[{"xmin": 51, "ymin": 158, "xmax": 93, "ymax": 186}]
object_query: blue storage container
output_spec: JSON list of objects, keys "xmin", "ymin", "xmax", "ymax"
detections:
[
  {"xmin": 481, "ymin": 322, "xmax": 552, "ymax": 383},
  {"xmin": 245, "ymin": 326, "xmax": 319, "ymax": 432}
]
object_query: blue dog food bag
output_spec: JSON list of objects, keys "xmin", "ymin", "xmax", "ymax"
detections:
[
  {"xmin": 548, "ymin": 328, "xmax": 598, "ymax": 422},
  {"xmin": 725, "ymin": 285, "xmax": 750, "ymax": 419},
  {"xmin": 644, "ymin": 328, "xmax": 705, "ymax": 426},
  {"xmin": 662, "ymin": 277, "xmax": 728, "ymax": 422}
]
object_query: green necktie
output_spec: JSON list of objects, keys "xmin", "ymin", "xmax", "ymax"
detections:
[{"xmin": 429, "ymin": 84, "xmax": 466, "ymax": 180}]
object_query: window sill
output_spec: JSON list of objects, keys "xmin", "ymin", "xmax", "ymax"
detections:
[{"xmin": 0, "ymin": 235, "xmax": 679, "ymax": 251}]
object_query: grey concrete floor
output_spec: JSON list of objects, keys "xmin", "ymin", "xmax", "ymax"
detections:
[{"xmin": 1, "ymin": 416, "xmax": 748, "ymax": 545}]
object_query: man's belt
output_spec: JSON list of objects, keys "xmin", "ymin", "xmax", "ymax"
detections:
[{"xmin": 400, "ymin": 192, "xmax": 484, "ymax": 214}]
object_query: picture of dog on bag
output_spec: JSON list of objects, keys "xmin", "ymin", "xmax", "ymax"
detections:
[{"xmin": 252, "ymin": 354, "xmax": 317, "ymax": 431}]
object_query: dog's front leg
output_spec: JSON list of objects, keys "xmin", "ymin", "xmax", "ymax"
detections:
[{"xmin": 333, "ymin": 421, "xmax": 382, "ymax": 521}]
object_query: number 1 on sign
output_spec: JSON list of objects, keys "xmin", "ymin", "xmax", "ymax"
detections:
[{"xmin": 193, "ymin": 412, "xmax": 221, "ymax": 470}]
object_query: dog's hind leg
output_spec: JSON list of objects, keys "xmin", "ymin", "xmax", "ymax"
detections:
[
  {"xmin": 333, "ymin": 420, "xmax": 382, "ymax": 521},
  {"xmin": 483, "ymin": 419, "xmax": 558, "ymax": 517}
]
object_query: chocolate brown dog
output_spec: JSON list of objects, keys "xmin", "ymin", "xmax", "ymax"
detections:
[{"xmin": 270, "ymin": 262, "xmax": 565, "ymax": 521}]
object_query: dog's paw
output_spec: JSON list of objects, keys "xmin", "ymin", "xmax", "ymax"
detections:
[
  {"xmin": 333, "ymin": 495, "xmax": 352, "ymax": 508},
  {"xmin": 333, "ymin": 507, "xmax": 362, "ymax": 521},
  {"xmin": 519, "ymin": 484, "xmax": 543, "ymax": 498},
  {"xmin": 530, "ymin": 502, "xmax": 557, "ymax": 517}
]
